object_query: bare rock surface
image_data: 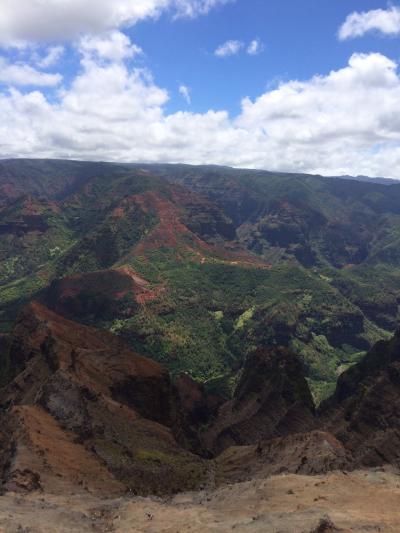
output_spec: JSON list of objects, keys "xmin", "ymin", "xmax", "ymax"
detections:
[
  {"xmin": 215, "ymin": 430, "xmax": 350, "ymax": 484},
  {"xmin": 1, "ymin": 469, "xmax": 400, "ymax": 532}
]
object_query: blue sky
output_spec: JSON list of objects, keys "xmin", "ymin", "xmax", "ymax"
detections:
[
  {"xmin": 130, "ymin": 0, "xmax": 400, "ymax": 115},
  {"xmin": 1, "ymin": 1, "xmax": 400, "ymax": 178}
]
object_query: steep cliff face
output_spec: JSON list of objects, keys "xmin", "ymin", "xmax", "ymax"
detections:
[
  {"xmin": 202, "ymin": 347, "xmax": 316, "ymax": 454},
  {"xmin": 0, "ymin": 302, "xmax": 207, "ymax": 496},
  {"xmin": 321, "ymin": 329, "xmax": 400, "ymax": 468}
]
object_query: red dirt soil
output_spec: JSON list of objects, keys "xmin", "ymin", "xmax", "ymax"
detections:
[{"xmin": 126, "ymin": 190, "xmax": 269, "ymax": 269}]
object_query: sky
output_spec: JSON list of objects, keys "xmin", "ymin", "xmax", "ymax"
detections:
[{"xmin": 1, "ymin": 0, "xmax": 400, "ymax": 177}]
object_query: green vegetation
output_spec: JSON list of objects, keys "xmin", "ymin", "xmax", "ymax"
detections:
[{"xmin": 1, "ymin": 160, "xmax": 400, "ymax": 403}]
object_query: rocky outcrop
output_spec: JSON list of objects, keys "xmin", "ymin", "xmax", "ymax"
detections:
[
  {"xmin": 202, "ymin": 347, "xmax": 316, "ymax": 454},
  {"xmin": 0, "ymin": 302, "xmax": 207, "ymax": 496},
  {"xmin": 215, "ymin": 431, "xmax": 349, "ymax": 485},
  {"xmin": 321, "ymin": 329, "xmax": 400, "ymax": 468}
]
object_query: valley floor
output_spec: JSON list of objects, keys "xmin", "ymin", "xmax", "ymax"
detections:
[{"xmin": 1, "ymin": 468, "xmax": 400, "ymax": 532}]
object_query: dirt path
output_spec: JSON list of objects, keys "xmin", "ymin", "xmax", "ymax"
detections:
[{"xmin": 1, "ymin": 469, "xmax": 400, "ymax": 532}]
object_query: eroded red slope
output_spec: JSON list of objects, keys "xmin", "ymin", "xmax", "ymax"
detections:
[{"xmin": 0, "ymin": 302, "xmax": 207, "ymax": 496}]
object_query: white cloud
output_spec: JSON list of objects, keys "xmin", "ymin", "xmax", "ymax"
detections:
[
  {"xmin": 215, "ymin": 40, "xmax": 243, "ymax": 57},
  {"xmin": 35, "ymin": 45, "xmax": 65, "ymax": 68},
  {"xmin": 179, "ymin": 84, "xmax": 191, "ymax": 104},
  {"xmin": 0, "ymin": 58, "xmax": 62, "ymax": 86},
  {"xmin": 173, "ymin": 0, "xmax": 232, "ymax": 18},
  {"xmin": 339, "ymin": 6, "xmax": 400, "ymax": 40},
  {"xmin": 0, "ymin": 0, "xmax": 232, "ymax": 46},
  {"xmin": 247, "ymin": 38, "xmax": 263, "ymax": 55},
  {"xmin": 215, "ymin": 38, "xmax": 263, "ymax": 58},
  {"xmin": 2, "ymin": 52, "xmax": 400, "ymax": 178},
  {"xmin": 79, "ymin": 31, "xmax": 142, "ymax": 62}
]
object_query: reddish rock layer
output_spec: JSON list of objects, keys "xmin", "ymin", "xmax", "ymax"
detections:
[{"xmin": 0, "ymin": 302, "xmax": 207, "ymax": 496}]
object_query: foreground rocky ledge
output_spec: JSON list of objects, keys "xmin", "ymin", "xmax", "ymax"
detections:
[{"xmin": 1, "ymin": 468, "xmax": 400, "ymax": 532}]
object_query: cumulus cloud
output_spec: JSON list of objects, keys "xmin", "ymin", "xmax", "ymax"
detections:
[
  {"xmin": 179, "ymin": 84, "xmax": 191, "ymax": 104},
  {"xmin": 0, "ymin": 0, "xmax": 232, "ymax": 46},
  {"xmin": 1, "ymin": 51, "xmax": 400, "ymax": 178},
  {"xmin": 247, "ymin": 38, "xmax": 263, "ymax": 55},
  {"xmin": 339, "ymin": 5, "xmax": 400, "ymax": 40},
  {"xmin": 0, "ymin": 57, "xmax": 62, "ymax": 86},
  {"xmin": 79, "ymin": 31, "xmax": 142, "ymax": 62},
  {"xmin": 214, "ymin": 40, "xmax": 243, "ymax": 57}
]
